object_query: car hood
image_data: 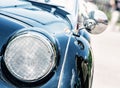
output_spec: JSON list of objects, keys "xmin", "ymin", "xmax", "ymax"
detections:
[
  {"xmin": 1, "ymin": 7, "xmax": 66, "ymax": 25},
  {"xmin": 0, "ymin": 6, "xmax": 71, "ymax": 53}
]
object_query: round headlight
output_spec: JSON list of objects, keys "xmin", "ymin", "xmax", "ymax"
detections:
[{"xmin": 4, "ymin": 32, "xmax": 56, "ymax": 82}]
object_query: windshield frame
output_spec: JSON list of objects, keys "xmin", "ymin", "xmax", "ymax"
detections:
[{"xmin": 26, "ymin": 0, "xmax": 79, "ymax": 29}]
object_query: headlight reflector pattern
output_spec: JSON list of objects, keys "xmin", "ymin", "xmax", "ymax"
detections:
[{"xmin": 4, "ymin": 33, "xmax": 56, "ymax": 82}]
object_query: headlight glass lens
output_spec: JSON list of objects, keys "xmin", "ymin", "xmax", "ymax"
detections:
[{"xmin": 4, "ymin": 33, "xmax": 56, "ymax": 82}]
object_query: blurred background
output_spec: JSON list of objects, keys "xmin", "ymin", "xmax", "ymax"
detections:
[
  {"xmin": 91, "ymin": 0, "xmax": 120, "ymax": 23},
  {"xmin": 88, "ymin": 0, "xmax": 120, "ymax": 88}
]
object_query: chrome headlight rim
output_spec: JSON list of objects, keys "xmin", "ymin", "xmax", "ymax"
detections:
[{"xmin": 3, "ymin": 31, "xmax": 57, "ymax": 82}]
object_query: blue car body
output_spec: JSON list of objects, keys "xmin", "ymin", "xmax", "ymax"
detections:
[{"xmin": 0, "ymin": 0, "xmax": 93, "ymax": 88}]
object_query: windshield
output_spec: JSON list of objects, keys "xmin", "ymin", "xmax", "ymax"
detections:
[
  {"xmin": 28, "ymin": 0, "xmax": 78, "ymax": 15},
  {"xmin": 1, "ymin": 0, "xmax": 77, "ymax": 13}
]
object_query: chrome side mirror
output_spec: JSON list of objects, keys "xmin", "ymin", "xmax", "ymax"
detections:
[{"xmin": 84, "ymin": 10, "xmax": 108, "ymax": 34}]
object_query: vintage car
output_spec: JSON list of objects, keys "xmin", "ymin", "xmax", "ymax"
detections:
[{"xmin": 0, "ymin": 0, "xmax": 108, "ymax": 88}]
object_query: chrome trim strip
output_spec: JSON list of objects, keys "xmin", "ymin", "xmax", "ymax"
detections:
[{"xmin": 57, "ymin": 32, "xmax": 73, "ymax": 88}]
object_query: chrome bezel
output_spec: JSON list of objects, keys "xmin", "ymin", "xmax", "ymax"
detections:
[{"xmin": 4, "ymin": 31, "xmax": 56, "ymax": 82}]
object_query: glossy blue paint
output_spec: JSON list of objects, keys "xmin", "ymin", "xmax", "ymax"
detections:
[
  {"xmin": 0, "ymin": 0, "xmax": 93, "ymax": 88},
  {"xmin": 0, "ymin": 15, "xmax": 24, "ymax": 54}
]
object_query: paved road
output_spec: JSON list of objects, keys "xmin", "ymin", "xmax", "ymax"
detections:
[{"xmin": 91, "ymin": 28, "xmax": 120, "ymax": 88}]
